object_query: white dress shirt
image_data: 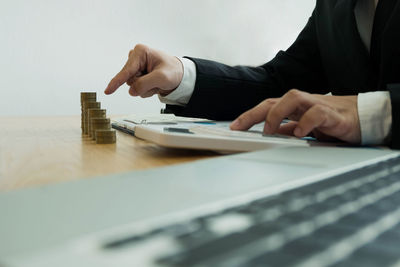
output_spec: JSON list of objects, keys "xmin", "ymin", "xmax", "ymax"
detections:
[{"xmin": 160, "ymin": 0, "xmax": 392, "ymax": 145}]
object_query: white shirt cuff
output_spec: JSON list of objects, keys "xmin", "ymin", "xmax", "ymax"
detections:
[
  {"xmin": 158, "ymin": 57, "xmax": 197, "ymax": 106},
  {"xmin": 358, "ymin": 91, "xmax": 392, "ymax": 145}
]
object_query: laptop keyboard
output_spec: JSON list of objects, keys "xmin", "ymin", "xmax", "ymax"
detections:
[{"xmin": 103, "ymin": 155, "xmax": 400, "ymax": 267}]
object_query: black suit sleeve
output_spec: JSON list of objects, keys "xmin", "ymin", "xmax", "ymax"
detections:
[
  {"xmin": 167, "ymin": 10, "xmax": 329, "ymax": 120},
  {"xmin": 388, "ymin": 84, "xmax": 400, "ymax": 148}
]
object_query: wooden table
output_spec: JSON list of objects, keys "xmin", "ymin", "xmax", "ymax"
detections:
[{"xmin": 0, "ymin": 116, "xmax": 217, "ymax": 191}]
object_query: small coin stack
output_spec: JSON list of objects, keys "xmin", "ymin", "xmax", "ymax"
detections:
[
  {"xmin": 80, "ymin": 92, "xmax": 116, "ymax": 144},
  {"xmin": 91, "ymin": 117, "xmax": 111, "ymax": 139},
  {"xmin": 96, "ymin": 129, "xmax": 117, "ymax": 144},
  {"xmin": 88, "ymin": 108, "xmax": 106, "ymax": 138}
]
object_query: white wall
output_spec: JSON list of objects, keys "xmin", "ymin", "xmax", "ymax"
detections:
[{"xmin": 0, "ymin": 0, "xmax": 315, "ymax": 116}]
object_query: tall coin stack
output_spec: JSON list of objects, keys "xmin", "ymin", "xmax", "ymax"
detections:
[
  {"xmin": 80, "ymin": 92, "xmax": 96, "ymax": 133},
  {"xmin": 80, "ymin": 92, "xmax": 116, "ymax": 144}
]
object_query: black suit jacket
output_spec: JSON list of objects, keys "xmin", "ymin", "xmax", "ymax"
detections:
[{"xmin": 167, "ymin": 0, "xmax": 400, "ymax": 148}]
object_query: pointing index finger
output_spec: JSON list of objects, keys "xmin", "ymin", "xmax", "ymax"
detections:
[
  {"xmin": 104, "ymin": 60, "xmax": 140, "ymax": 95},
  {"xmin": 230, "ymin": 98, "xmax": 277, "ymax": 130}
]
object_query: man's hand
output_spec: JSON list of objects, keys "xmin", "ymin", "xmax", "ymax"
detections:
[
  {"xmin": 105, "ymin": 44, "xmax": 183, "ymax": 97},
  {"xmin": 230, "ymin": 89, "xmax": 361, "ymax": 143}
]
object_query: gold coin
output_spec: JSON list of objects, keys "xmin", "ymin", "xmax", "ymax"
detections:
[
  {"xmin": 96, "ymin": 137, "xmax": 116, "ymax": 142},
  {"xmin": 83, "ymin": 101, "xmax": 100, "ymax": 109},
  {"xmin": 95, "ymin": 129, "xmax": 116, "ymax": 136},
  {"xmin": 90, "ymin": 118, "xmax": 110, "ymax": 124},
  {"xmin": 96, "ymin": 139, "xmax": 116, "ymax": 144},
  {"xmin": 95, "ymin": 131, "xmax": 116, "ymax": 142},
  {"xmin": 80, "ymin": 92, "xmax": 96, "ymax": 101}
]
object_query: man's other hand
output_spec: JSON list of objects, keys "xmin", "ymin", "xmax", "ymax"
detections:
[
  {"xmin": 230, "ymin": 89, "xmax": 361, "ymax": 144},
  {"xmin": 105, "ymin": 44, "xmax": 183, "ymax": 98}
]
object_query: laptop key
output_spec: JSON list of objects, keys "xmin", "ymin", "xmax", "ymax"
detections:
[
  {"xmin": 364, "ymin": 229, "xmax": 400, "ymax": 256},
  {"xmin": 310, "ymin": 224, "xmax": 355, "ymax": 245},
  {"xmin": 238, "ymin": 251, "xmax": 298, "ymax": 267},
  {"xmin": 157, "ymin": 221, "xmax": 284, "ymax": 266},
  {"xmin": 331, "ymin": 245, "xmax": 400, "ymax": 267},
  {"xmin": 239, "ymin": 234, "xmax": 330, "ymax": 267}
]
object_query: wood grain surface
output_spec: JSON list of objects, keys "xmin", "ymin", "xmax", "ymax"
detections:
[{"xmin": 0, "ymin": 116, "xmax": 218, "ymax": 191}]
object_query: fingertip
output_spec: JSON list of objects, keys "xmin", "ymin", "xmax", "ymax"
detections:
[
  {"xmin": 230, "ymin": 116, "xmax": 254, "ymax": 131},
  {"xmin": 294, "ymin": 127, "xmax": 303, "ymax": 137},
  {"xmin": 105, "ymin": 80, "xmax": 118, "ymax": 95},
  {"xmin": 104, "ymin": 86, "xmax": 115, "ymax": 95},
  {"xmin": 230, "ymin": 119, "xmax": 240, "ymax": 130},
  {"xmin": 263, "ymin": 122, "xmax": 272, "ymax": 134},
  {"xmin": 106, "ymin": 70, "xmax": 131, "ymax": 95}
]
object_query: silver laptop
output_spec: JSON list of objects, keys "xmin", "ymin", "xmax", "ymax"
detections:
[{"xmin": 1, "ymin": 146, "xmax": 400, "ymax": 267}]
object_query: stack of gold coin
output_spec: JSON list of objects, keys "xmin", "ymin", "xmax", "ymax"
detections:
[
  {"xmin": 83, "ymin": 101, "xmax": 101, "ymax": 135},
  {"xmin": 80, "ymin": 92, "xmax": 117, "ymax": 144},
  {"xmin": 80, "ymin": 92, "xmax": 96, "ymax": 133},
  {"xmin": 87, "ymin": 109, "xmax": 106, "ymax": 137},
  {"xmin": 91, "ymin": 118, "xmax": 111, "ymax": 140},
  {"xmin": 95, "ymin": 129, "xmax": 116, "ymax": 144}
]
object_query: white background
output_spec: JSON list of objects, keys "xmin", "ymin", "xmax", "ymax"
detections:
[{"xmin": 0, "ymin": 0, "xmax": 315, "ymax": 116}]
